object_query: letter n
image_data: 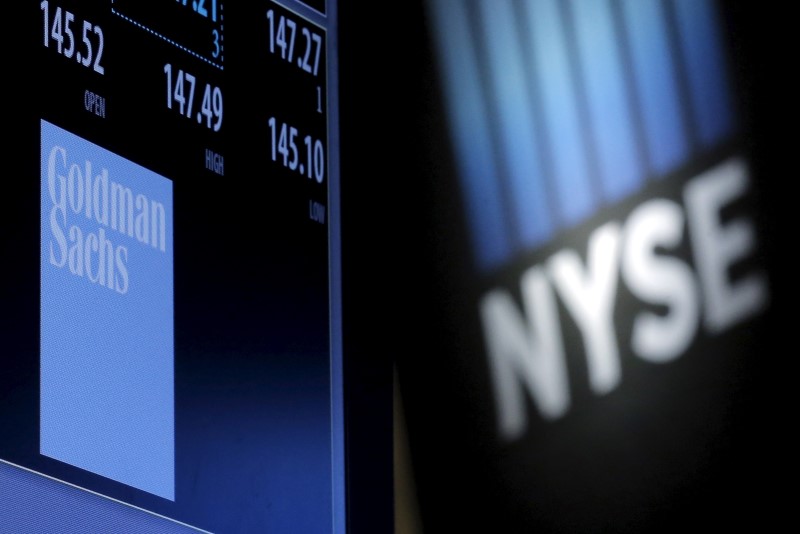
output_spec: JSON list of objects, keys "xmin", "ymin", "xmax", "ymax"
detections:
[{"xmin": 479, "ymin": 266, "xmax": 570, "ymax": 441}]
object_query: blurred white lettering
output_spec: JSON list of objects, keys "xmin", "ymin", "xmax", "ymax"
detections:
[{"xmin": 481, "ymin": 158, "xmax": 767, "ymax": 439}]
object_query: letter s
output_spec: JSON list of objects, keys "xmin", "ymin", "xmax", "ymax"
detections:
[{"xmin": 115, "ymin": 245, "xmax": 129, "ymax": 294}]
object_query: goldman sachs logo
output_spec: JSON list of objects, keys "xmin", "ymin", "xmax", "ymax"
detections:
[{"xmin": 430, "ymin": 0, "xmax": 768, "ymax": 440}]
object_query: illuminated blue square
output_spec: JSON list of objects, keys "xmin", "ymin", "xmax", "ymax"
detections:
[{"xmin": 40, "ymin": 120, "xmax": 174, "ymax": 500}]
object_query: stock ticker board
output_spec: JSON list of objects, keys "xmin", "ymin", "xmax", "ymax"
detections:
[{"xmin": 2, "ymin": 2, "xmax": 345, "ymax": 533}]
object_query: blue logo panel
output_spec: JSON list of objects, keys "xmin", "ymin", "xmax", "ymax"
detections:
[
  {"xmin": 429, "ymin": 0, "xmax": 734, "ymax": 270},
  {"xmin": 429, "ymin": 0, "xmax": 512, "ymax": 270},
  {"xmin": 478, "ymin": 0, "xmax": 553, "ymax": 253},
  {"xmin": 620, "ymin": 0, "xmax": 689, "ymax": 175},
  {"xmin": 40, "ymin": 120, "xmax": 174, "ymax": 500},
  {"xmin": 571, "ymin": 0, "xmax": 643, "ymax": 203},
  {"xmin": 672, "ymin": 0, "xmax": 734, "ymax": 146},
  {"xmin": 521, "ymin": 0, "xmax": 596, "ymax": 227}
]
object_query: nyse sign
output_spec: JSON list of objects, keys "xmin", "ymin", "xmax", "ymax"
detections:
[
  {"xmin": 428, "ymin": 0, "xmax": 762, "ymax": 442},
  {"xmin": 480, "ymin": 158, "xmax": 768, "ymax": 440}
]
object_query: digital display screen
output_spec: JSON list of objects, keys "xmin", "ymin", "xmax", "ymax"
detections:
[{"xmin": 2, "ymin": 1, "xmax": 344, "ymax": 532}]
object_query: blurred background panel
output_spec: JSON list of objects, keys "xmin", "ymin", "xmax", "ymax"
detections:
[{"xmin": 341, "ymin": 1, "xmax": 787, "ymax": 532}]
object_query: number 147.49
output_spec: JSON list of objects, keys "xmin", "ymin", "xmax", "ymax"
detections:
[{"xmin": 164, "ymin": 63, "xmax": 223, "ymax": 132}]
